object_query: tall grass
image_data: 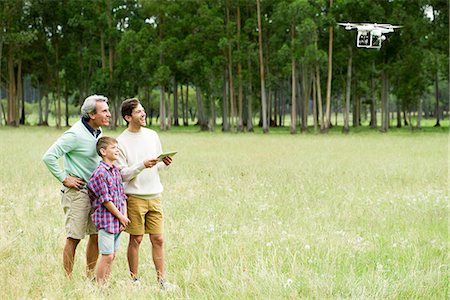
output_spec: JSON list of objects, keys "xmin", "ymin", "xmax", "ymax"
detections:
[{"xmin": 0, "ymin": 127, "xmax": 448, "ymax": 299}]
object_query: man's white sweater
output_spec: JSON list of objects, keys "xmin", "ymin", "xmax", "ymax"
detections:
[{"xmin": 116, "ymin": 128, "xmax": 168, "ymax": 199}]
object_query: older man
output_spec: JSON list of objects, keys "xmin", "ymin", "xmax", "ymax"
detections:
[{"xmin": 43, "ymin": 95, "xmax": 111, "ymax": 278}]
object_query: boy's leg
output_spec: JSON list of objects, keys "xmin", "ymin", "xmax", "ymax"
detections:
[
  {"xmin": 96, "ymin": 254, "xmax": 115, "ymax": 285},
  {"xmin": 96, "ymin": 230, "xmax": 115, "ymax": 285},
  {"xmin": 86, "ymin": 234, "xmax": 99, "ymax": 278},
  {"xmin": 128, "ymin": 234, "xmax": 144, "ymax": 279},
  {"xmin": 149, "ymin": 234, "xmax": 165, "ymax": 281},
  {"xmin": 63, "ymin": 237, "xmax": 80, "ymax": 277}
]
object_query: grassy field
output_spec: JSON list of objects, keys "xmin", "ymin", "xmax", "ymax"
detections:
[{"xmin": 0, "ymin": 126, "xmax": 448, "ymax": 299}]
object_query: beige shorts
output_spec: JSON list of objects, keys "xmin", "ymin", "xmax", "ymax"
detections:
[
  {"xmin": 61, "ymin": 187, "xmax": 97, "ymax": 239},
  {"xmin": 126, "ymin": 196, "xmax": 164, "ymax": 235}
]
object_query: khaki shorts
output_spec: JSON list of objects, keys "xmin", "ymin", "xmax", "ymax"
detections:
[
  {"xmin": 61, "ymin": 187, "xmax": 97, "ymax": 239},
  {"xmin": 126, "ymin": 195, "xmax": 164, "ymax": 235}
]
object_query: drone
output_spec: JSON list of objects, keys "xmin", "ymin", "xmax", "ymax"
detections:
[{"xmin": 338, "ymin": 22, "xmax": 402, "ymax": 49}]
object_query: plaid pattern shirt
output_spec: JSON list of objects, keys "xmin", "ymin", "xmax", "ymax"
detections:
[{"xmin": 87, "ymin": 161, "xmax": 127, "ymax": 233}]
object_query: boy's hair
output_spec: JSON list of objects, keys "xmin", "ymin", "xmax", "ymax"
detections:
[
  {"xmin": 121, "ymin": 98, "xmax": 140, "ymax": 125},
  {"xmin": 96, "ymin": 136, "xmax": 118, "ymax": 157}
]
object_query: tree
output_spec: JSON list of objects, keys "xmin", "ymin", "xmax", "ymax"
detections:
[
  {"xmin": 2, "ymin": 0, "xmax": 35, "ymax": 126},
  {"xmin": 257, "ymin": 0, "xmax": 268, "ymax": 133}
]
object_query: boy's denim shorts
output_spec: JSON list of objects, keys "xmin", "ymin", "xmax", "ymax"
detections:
[{"xmin": 98, "ymin": 229, "xmax": 122, "ymax": 255}]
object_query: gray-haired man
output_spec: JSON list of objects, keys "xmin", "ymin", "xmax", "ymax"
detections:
[{"xmin": 43, "ymin": 95, "xmax": 111, "ymax": 278}]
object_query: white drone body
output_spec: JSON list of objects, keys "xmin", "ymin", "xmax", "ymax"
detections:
[{"xmin": 338, "ymin": 22, "xmax": 402, "ymax": 49}]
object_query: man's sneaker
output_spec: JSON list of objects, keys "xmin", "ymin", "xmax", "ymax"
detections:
[
  {"xmin": 131, "ymin": 277, "xmax": 141, "ymax": 285},
  {"xmin": 159, "ymin": 278, "xmax": 177, "ymax": 292}
]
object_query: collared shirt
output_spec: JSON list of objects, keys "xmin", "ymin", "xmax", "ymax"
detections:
[
  {"xmin": 87, "ymin": 161, "xmax": 127, "ymax": 233},
  {"xmin": 81, "ymin": 117, "xmax": 101, "ymax": 138}
]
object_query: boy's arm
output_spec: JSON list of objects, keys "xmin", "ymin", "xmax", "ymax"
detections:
[{"xmin": 103, "ymin": 201, "xmax": 130, "ymax": 227}]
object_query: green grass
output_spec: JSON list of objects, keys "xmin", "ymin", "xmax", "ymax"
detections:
[{"xmin": 0, "ymin": 127, "xmax": 448, "ymax": 299}]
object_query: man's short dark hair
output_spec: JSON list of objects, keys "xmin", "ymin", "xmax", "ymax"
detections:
[
  {"xmin": 96, "ymin": 136, "xmax": 117, "ymax": 157},
  {"xmin": 121, "ymin": 98, "xmax": 140, "ymax": 125}
]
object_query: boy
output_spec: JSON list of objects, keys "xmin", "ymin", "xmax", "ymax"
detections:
[{"xmin": 87, "ymin": 136, "xmax": 130, "ymax": 286}]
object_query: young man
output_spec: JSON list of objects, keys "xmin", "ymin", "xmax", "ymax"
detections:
[
  {"xmin": 42, "ymin": 95, "xmax": 111, "ymax": 278},
  {"xmin": 116, "ymin": 98, "xmax": 177, "ymax": 291},
  {"xmin": 87, "ymin": 137, "xmax": 130, "ymax": 286}
]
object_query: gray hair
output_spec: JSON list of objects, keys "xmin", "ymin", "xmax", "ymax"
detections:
[{"xmin": 81, "ymin": 95, "xmax": 108, "ymax": 119}]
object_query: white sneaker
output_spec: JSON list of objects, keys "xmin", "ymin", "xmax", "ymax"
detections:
[
  {"xmin": 159, "ymin": 278, "xmax": 177, "ymax": 291},
  {"xmin": 131, "ymin": 277, "xmax": 141, "ymax": 285}
]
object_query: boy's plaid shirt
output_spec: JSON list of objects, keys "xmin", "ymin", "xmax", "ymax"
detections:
[{"xmin": 87, "ymin": 161, "xmax": 127, "ymax": 233}]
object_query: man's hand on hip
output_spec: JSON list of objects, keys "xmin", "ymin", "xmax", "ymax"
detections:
[{"xmin": 63, "ymin": 176, "xmax": 85, "ymax": 190}]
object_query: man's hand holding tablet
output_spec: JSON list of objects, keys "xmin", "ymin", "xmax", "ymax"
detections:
[{"xmin": 158, "ymin": 151, "xmax": 177, "ymax": 161}]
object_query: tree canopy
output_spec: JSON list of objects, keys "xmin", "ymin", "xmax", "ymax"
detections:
[{"xmin": 0, "ymin": 0, "xmax": 448, "ymax": 132}]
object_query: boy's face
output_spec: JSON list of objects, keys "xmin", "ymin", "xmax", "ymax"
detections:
[{"xmin": 101, "ymin": 143, "xmax": 120, "ymax": 163}]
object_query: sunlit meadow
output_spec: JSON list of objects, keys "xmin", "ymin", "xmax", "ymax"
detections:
[{"xmin": 0, "ymin": 127, "xmax": 448, "ymax": 299}]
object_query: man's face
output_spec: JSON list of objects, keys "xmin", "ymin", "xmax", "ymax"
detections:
[
  {"xmin": 90, "ymin": 101, "xmax": 111, "ymax": 128},
  {"xmin": 129, "ymin": 104, "xmax": 146, "ymax": 127}
]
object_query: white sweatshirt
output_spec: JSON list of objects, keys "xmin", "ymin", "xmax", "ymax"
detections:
[{"xmin": 116, "ymin": 128, "xmax": 168, "ymax": 199}]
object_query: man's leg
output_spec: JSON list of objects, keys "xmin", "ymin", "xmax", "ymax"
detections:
[
  {"xmin": 150, "ymin": 234, "xmax": 165, "ymax": 281},
  {"xmin": 63, "ymin": 237, "xmax": 80, "ymax": 277},
  {"xmin": 86, "ymin": 234, "xmax": 99, "ymax": 278},
  {"xmin": 128, "ymin": 234, "xmax": 144, "ymax": 279}
]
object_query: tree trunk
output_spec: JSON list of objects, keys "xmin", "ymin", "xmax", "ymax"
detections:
[
  {"xmin": 37, "ymin": 82, "xmax": 43, "ymax": 125},
  {"xmin": 396, "ymin": 102, "xmax": 401, "ymax": 128},
  {"xmin": 196, "ymin": 86, "xmax": 208, "ymax": 130},
  {"xmin": 312, "ymin": 71, "xmax": 318, "ymax": 132},
  {"xmin": 301, "ymin": 67, "xmax": 310, "ymax": 132},
  {"xmin": 222, "ymin": 68, "xmax": 230, "ymax": 131},
  {"xmin": 44, "ymin": 92, "xmax": 49, "ymax": 126},
  {"xmin": 209, "ymin": 95, "xmax": 216, "ymax": 131},
  {"xmin": 18, "ymin": 61, "xmax": 24, "ymax": 125},
  {"xmin": 325, "ymin": 0, "xmax": 334, "ymax": 130},
  {"xmin": 381, "ymin": 70, "xmax": 389, "ymax": 132},
  {"xmin": 370, "ymin": 68, "xmax": 377, "ymax": 129},
  {"xmin": 107, "ymin": 0, "xmax": 116, "ymax": 128},
  {"xmin": 434, "ymin": 70, "xmax": 440, "ymax": 127},
  {"xmin": 257, "ymin": 0, "xmax": 268, "ymax": 133},
  {"xmin": 316, "ymin": 65, "xmax": 324, "ymax": 132},
  {"xmin": 342, "ymin": 48, "xmax": 352, "ymax": 134},
  {"xmin": 0, "ymin": 102, "xmax": 6, "ymax": 126},
  {"xmin": 237, "ymin": 3, "xmax": 244, "ymax": 132},
  {"xmin": 226, "ymin": 1, "xmax": 235, "ymax": 130},
  {"xmin": 352, "ymin": 88, "xmax": 360, "ymax": 128},
  {"xmin": 55, "ymin": 40, "xmax": 61, "ymax": 129},
  {"xmin": 101, "ymin": 31, "xmax": 106, "ymax": 69},
  {"xmin": 166, "ymin": 90, "xmax": 172, "ymax": 129},
  {"xmin": 290, "ymin": 47, "xmax": 296, "ymax": 134},
  {"xmin": 64, "ymin": 82, "xmax": 69, "ymax": 127},
  {"xmin": 185, "ymin": 82, "xmax": 189, "ymax": 126},
  {"xmin": 7, "ymin": 46, "xmax": 17, "ymax": 126},
  {"xmin": 180, "ymin": 84, "xmax": 185, "ymax": 126},
  {"xmin": 160, "ymin": 83, "xmax": 166, "ymax": 130},
  {"xmin": 247, "ymin": 56, "xmax": 254, "ymax": 132},
  {"xmin": 173, "ymin": 77, "xmax": 179, "ymax": 126},
  {"xmin": 0, "ymin": 37, "xmax": 3, "ymax": 125},
  {"xmin": 403, "ymin": 110, "xmax": 408, "ymax": 126}
]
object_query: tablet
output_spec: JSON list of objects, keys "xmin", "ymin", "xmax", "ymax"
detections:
[{"xmin": 157, "ymin": 151, "xmax": 178, "ymax": 160}]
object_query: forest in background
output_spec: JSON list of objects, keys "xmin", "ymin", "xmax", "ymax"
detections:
[{"xmin": 0, "ymin": 0, "xmax": 448, "ymax": 133}]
